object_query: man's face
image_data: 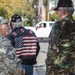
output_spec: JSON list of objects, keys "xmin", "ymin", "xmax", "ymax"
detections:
[
  {"xmin": 56, "ymin": 8, "xmax": 64, "ymax": 20},
  {"xmin": 2, "ymin": 23, "xmax": 10, "ymax": 36}
]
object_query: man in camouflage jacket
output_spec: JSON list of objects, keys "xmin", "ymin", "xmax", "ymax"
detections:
[
  {"xmin": 0, "ymin": 18, "xmax": 24, "ymax": 75},
  {"xmin": 45, "ymin": 0, "xmax": 75, "ymax": 75}
]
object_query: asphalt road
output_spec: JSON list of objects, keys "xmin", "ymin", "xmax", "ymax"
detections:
[{"xmin": 33, "ymin": 41, "xmax": 48, "ymax": 75}]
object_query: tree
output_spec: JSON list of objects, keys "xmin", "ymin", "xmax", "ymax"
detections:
[
  {"xmin": 10, "ymin": 0, "xmax": 23, "ymax": 16},
  {"xmin": 0, "ymin": 4, "xmax": 8, "ymax": 18},
  {"xmin": 0, "ymin": 0, "xmax": 48, "ymax": 26},
  {"xmin": 0, "ymin": 0, "xmax": 23, "ymax": 19},
  {"xmin": 0, "ymin": 0, "xmax": 14, "ymax": 18},
  {"xmin": 23, "ymin": 0, "xmax": 36, "ymax": 26}
]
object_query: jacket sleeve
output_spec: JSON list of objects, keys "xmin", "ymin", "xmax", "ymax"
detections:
[
  {"xmin": 46, "ymin": 22, "xmax": 59, "ymax": 65},
  {"xmin": 0, "ymin": 37, "xmax": 23, "ymax": 75},
  {"xmin": 8, "ymin": 32, "xmax": 15, "ymax": 47},
  {"xmin": 36, "ymin": 41, "xmax": 40, "ymax": 56}
]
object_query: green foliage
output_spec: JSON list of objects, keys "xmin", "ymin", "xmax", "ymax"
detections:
[
  {"xmin": 0, "ymin": 4, "xmax": 8, "ymax": 18},
  {"xmin": 11, "ymin": 0, "xmax": 23, "ymax": 16},
  {"xmin": 73, "ymin": 15, "xmax": 75, "ymax": 20},
  {"xmin": 24, "ymin": 1, "xmax": 35, "ymax": 18},
  {"xmin": 50, "ymin": 12, "xmax": 58, "ymax": 21},
  {"xmin": 0, "ymin": 0, "xmax": 48, "ymax": 25},
  {"xmin": 23, "ymin": 20, "xmax": 31, "ymax": 26},
  {"xmin": 32, "ymin": 0, "xmax": 38, "ymax": 5},
  {"xmin": 44, "ymin": 0, "xmax": 47, "ymax": 6},
  {"xmin": 0, "ymin": 0, "xmax": 23, "ymax": 19}
]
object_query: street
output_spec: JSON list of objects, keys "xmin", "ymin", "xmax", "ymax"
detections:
[{"xmin": 33, "ymin": 41, "xmax": 48, "ymax": 75}]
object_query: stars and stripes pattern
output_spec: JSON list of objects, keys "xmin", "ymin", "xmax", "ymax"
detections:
[{"xmin": 15, "ymin": 36, "xmax": 37, "ymax": 58}]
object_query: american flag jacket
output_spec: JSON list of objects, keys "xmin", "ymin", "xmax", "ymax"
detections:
[{"xmin": 9, "ymin": 27, "xmax": 40, "ymax": 65}]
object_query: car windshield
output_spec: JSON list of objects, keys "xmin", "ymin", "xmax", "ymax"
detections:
[{"xmin": 49, "ymin": 23, "xmax": 54, "ymax": 27}]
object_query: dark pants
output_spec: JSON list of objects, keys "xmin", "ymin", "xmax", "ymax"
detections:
[{"xmin": 21, "ymin": 64, "xmax": 33, "ymax": 75}]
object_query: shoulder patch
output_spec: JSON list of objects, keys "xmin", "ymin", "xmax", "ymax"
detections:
[
  {"xmin": 20, "ymin": 28, "xmax": 25, "ymax": 33},
  {"xmin": 12, "ymin": 32, "xmax": 17, "ymax": 36},
  {"xmin": 29, "ymin": 30, "xmax": 33, "ymax": 34}
]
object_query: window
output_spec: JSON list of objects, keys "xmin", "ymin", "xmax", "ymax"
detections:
[
  {"xmin": 49, "ymin": 23, "xmax": 54, "ymax": 27},
  {"xmin": 39, "ymin": 23, "xmax": 46, "ymax": 28}
]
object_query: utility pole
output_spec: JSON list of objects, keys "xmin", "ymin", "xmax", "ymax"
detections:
[
  {"xmin": 22, "ymin": 0, "xmax": 26, "ymax": 21},
  {"xmin": 47, "ymin": 0, "xmax": 50, "ymax": 21},
  {"xmin": 38, "ymin": 0, "xmax": 43, "ymax": 22}
]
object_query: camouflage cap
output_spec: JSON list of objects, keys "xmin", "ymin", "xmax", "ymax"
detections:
[
  {"xmin": 54, "ymin": 0, "xmax": 74, "ymax": 10},
  {"xmin": 0, "ymin": 18, "xmax": 9, "ymax": 25}
]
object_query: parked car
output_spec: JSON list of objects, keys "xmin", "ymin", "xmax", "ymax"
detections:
[{"xmin": 25, "ymin": 21, "xmax": 55, "ymax": 39}]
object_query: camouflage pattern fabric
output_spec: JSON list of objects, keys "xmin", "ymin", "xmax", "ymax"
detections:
[
  {"xmin": 0, "ymin": 34, "xmax": 23, "ymax": 75},
  {"xmin": 45, "ymin": 16, "xmax": 75, "ymax": 75}
]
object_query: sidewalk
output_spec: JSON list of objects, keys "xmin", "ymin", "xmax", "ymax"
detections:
[{"xmin": 33, "ymin": 50, "xmax": 47, "ymax": 75}]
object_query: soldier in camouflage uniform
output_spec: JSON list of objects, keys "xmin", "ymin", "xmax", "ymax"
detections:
[
  {"xmin": 45, "ymin": 0, "xmax": 75, "ymax": 75},
  {"xmin": 0, "ymin": 18, "xmax": 25, "ymax": 75}
]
